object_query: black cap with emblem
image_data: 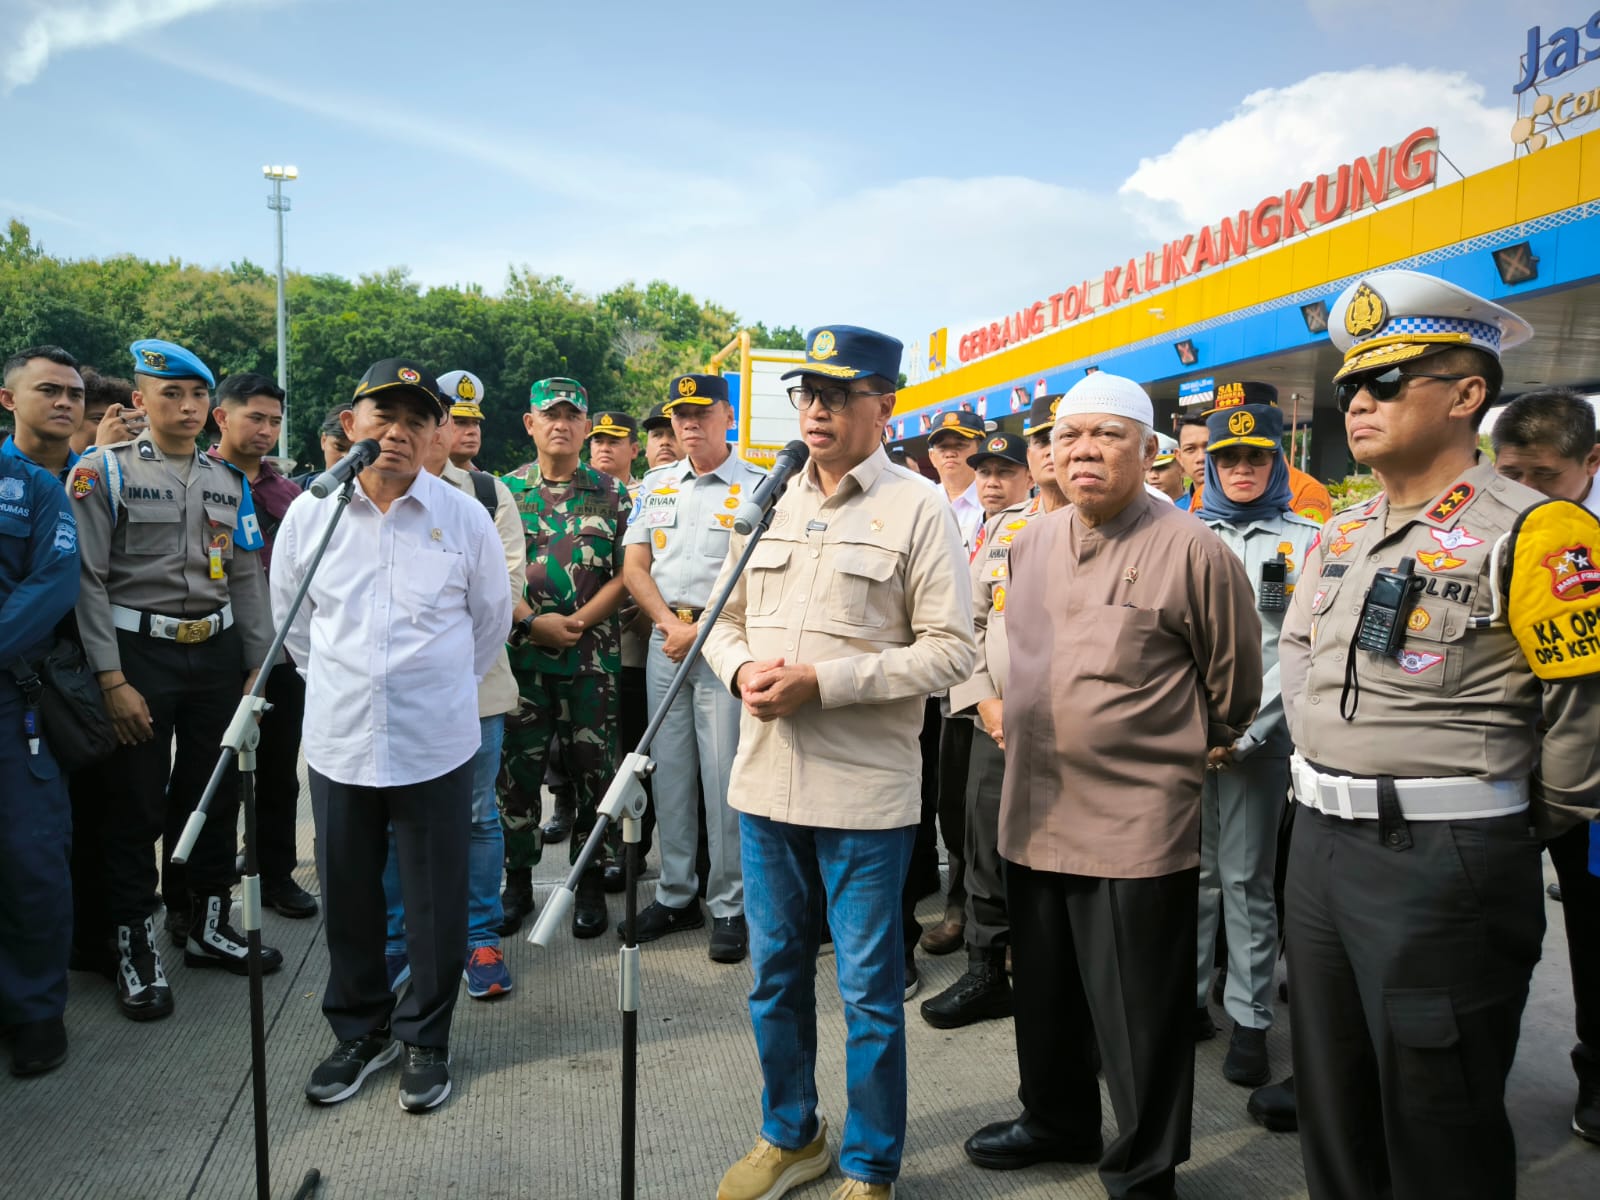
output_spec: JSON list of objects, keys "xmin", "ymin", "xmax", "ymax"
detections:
[{"xmin": 351, "ymin": 358, "xmax": 445, "ymax": 419}]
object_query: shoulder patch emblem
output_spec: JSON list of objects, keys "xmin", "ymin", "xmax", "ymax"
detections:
[{"xmin": 70, "ymin": 470, "xmax": 97, "ymax": 499}]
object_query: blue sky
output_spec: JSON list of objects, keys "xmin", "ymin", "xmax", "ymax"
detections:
[{"xmin": 0, "ymin": 0, "xmax": 1580, "ymax": 355}]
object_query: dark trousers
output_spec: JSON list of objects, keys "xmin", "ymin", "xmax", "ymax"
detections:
[
  {"xmin": 0, "ymin": 681, "xmax": 72, "ymax": 1025},
  {"xmin": 1547, "ymin": 821, "xmax": 1599, "ymax": 1060},
  {"xmin": 962, "ymin": 730, "xmax": 1007, "ymax": 950},
  {"xmin": 899, "ymin": 698, "xmax": 944, "ymax": 947},
  {"xmin": 1008, "ymin": 860, "xmax": 1197, "ymax": 1199},
  {"xmin": 310, "ymin": 759, "xmax": 471, "ymax": 1048},
  {"xmin": 255, "ymin": 662, "xmax": 306, "ymax": 882},
  {"xmin": 109, "ymin": 628, "xmax": 243, "ymax": 925},
  {"xmin": 1287, "ymin": 808, "xmax": 1543, "ymax": 1200},
  {"xmin": 936, "ymin": 715, "xmax": 974, "ymax": 914},
  {"xmin": 70, "ymin": 765, "xmax": 113, "ymax": 960},
  {"xmin": 620, "ymin": 664, "xmax": 655, "ymax": 856}
]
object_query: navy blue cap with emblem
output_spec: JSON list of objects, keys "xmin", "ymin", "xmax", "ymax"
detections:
[
  {"xmin": 664, "ymin": 373, "xmax": 729, "ymax": 412},
  {"xmin": 130, "ymin": 339, "xmax": 215, "ymax": 387},
  {"xmin": 1206, "ymin": 401, "xmax": 1284, "ymax": 452},
  {"xmin": 781, "ymin": 325, "xmax": 904, "ymax": 383},
  {"xmin": 1023, "ymin": 393, "xmax": 1063, "ymax": 437},
  {"xmin": 928, "ymin": 408, "xmax": 986, "ymax": 444}
]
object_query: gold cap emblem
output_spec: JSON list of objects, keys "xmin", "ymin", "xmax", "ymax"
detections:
[
  {"xmin": 677, "ymin": 376, "xmax": 697, "ymax": 397},
  {"xmin": 456, "ymin": 375, "xmax": 476, "ymax": 400},
  {"xmin": 810, "ymin": 330, "xmax": 838, "ymax": 361},
  {"xmin": 1344, "ymin": 282, "xmax": 1387, "ymax": 339},
  {"xmin": 1228, "ymin": 411, "xmax": 1256, "ymax": 436},
  {"xmin": 398, "ymin": 367, "xmax": 421, "ymax": 384},
  {"xmin": 140, "ymin": 348, "xmax": 167, "ymax": 371}
]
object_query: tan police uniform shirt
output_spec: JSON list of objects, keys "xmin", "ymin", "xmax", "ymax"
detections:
[
  {"xmin": 949, "ymin": 495, "xmax": 1047, "ymax": 713},
  {"xmin": 1280, "ymin": 461, "xmax": 1600, "ymax": 833},
  {"xmin": 70, "ymin": 433, "xmax": 272, "ymax": 674},
  {"xmin": 703, "ymin": 447, "xmax": 976, "ymax": 830},
  {"xmin": 1000, "ymin": 490, "xmax": 1263, "ymax": 877},
  {"xmin": 442, "ymin": 463, "xmax": 522, "ymax": 717}
]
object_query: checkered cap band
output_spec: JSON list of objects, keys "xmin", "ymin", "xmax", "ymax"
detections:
[{"xmin": 1364, "ymin": 316, "xmax": 1502, "ymax": 353}]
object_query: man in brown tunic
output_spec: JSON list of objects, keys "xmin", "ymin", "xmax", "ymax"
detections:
[{"xmin": 964, "ymin": 372, "xmax": 1262, "ymax": 1200}]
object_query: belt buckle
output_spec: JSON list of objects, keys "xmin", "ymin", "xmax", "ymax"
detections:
[
  {"xmin": 675, "ymin": 608, "xmax": 696, "ymax": 624},
  {"xmin": 175, "ymin": 618, "xmax": 212, "ymax": 645}
]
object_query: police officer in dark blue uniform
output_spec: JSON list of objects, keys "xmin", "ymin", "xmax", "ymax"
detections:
[{"xmin": 0, "ymin": 420, "xmax": 81, "ymax": 1077}]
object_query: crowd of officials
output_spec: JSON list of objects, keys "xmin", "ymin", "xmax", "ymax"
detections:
[{"xmin": 1, "ymin": 265, "xmax": 1598, "ymax": 1200}]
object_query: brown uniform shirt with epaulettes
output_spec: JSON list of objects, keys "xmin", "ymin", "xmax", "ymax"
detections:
[
  {"xmin": 950, "ymin": 494, "xmax": 1048, "ymax": 713},
  {"xmin": 69, "ymin": 433, "xmax": 273, "ymax": 675},
  {"xmin": 1280, "ymin": 461, "xmax": 1600, "ymax": 834}
]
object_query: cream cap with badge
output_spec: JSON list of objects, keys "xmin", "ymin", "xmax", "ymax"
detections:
[{"xmin": 1328, "ymin": 269, "xmax": 1533, "ymax": 382}]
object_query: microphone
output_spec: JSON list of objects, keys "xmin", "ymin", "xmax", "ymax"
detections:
[
  {"xmin": 308, "ymin": 439, "xmax": 381, "ymax": 498},
  {"xmin": 733, "ymin": 440, "xmax": 809, "ymax": 534}
]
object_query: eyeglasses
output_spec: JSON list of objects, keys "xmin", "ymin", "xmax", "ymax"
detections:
[
  {"xmin": 1334, "ymin": 368, "xmax": 1471, "ymax": 413},
  {"xmin": 787, "ymin": 384, "xmax": 891, "ymax": 413},
  {"xmin": 1211, "ymin": 447, "xmax": 1274, "ymax": 468}
]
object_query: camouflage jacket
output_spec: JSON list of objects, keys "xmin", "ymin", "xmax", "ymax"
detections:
[{"xmin": 503, "ymin": 459, "xmax": 630, "ymax": 676}]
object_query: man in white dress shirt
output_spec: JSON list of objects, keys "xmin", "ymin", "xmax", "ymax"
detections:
[{"xmin": 271, "ymin": 359, "xmax": 511, "ymax": 1114}]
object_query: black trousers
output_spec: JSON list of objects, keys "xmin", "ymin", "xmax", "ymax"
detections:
[
  {"xmin": 1008, "ymin": 860, "xmax": 1197, "ymax": 1199},
  {"xmin": 70, "ymin": 765, "xmax": 113, "ymax": 958},
  {"xmin": 1547, "ymin": 821, "xmax": 1599, "ymax": 1062},
  {"xmin": 108, "ymin": 627, "xmax": 244, "ymax": 925},
  {"xmin": 310, "ymin": 759, "xmax": 471, "ymax": 1048},
  {"xmin": 1287, "ymin": 808, "xmax": 1543, "ymax": 1200},
  {"xmin": 936, "ymin": 715, "xmax": 974, "ymax": 914},
  {"xmin": 962, "ymin": 730, "xmax": 1007, "ymax": 950},
  {"xmin": 255, "ymin": 662, "xmax": 306, "ymax": 882}
]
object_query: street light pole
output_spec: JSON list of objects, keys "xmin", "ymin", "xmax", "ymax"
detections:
[{"xmin": 262, "ymin": 164, "xmax": 298, "ymax": 459}]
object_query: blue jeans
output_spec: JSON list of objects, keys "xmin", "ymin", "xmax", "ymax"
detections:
[
  {"xmin": 386, "ymin": 715, "xmax": 506, "ymax": 953},
  {"xmin": 740, "ymin": 812, "xmax": 915, "ymax": 1185}
]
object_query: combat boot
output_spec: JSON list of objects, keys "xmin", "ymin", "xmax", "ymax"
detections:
[
  {"xmin": 542, "ymin": 799, "xmax": 576, "ymax": 845},
  {"xmin": 185, "ymin": 894, "xmax": 285, "ymax": 976},
  {"xmin": 115, "ymin": 916, "xmax": 174, "ymax": 1022},
  {"xmin": 920, "ymin": 945, "xmax": 1012, "ymax": 1029},
  {"xmin": 497, "ymin": 868, "xmax": 535, "ymax": 935},
  {"xmin": 572, "ymin": 865, "xmax": 609, "ymax": 938}
]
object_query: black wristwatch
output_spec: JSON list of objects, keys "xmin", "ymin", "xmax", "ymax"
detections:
[{"xmin": 509, "ymin": 614, "xmax": 535, "ymax": 647}]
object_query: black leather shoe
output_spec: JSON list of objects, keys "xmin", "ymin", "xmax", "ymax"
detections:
[
  {"xmin": 964, "ymin": 1118, "xmax": 1101, "ymax": 1171},
  {"xmin": 625, "ymin": 899, "xmax": 704, "ymax": 942},
  {"xmin": 1573, "ymin": 1044, "xmax": 1600, "ymax": 1143},
  {"xmin": 1247, "ymin": 1075, "xmax": 1297, "ymax": 1132},
  {"xmin": 262, "ymin": 877, "xmax": 319, "ymax": 919},
  {"xmin": 709, "ymin": 915, "xmax": 748, "ymax": 963},
  {"xmin": 9, "ymin": 1017, "xmax": 67, "ymax": 1078},
  {"xmin": 572, "ymin": 869, "xmax": 609, "ymax": 939},
  {"xmin": 602, "ymin": 859, "xmax": 626, "ymax": 894},
  {"xmin": 1224, "ymin": 1024, "xmax": 1271, "ymax": 1087},
  {"xmin": 496, "ymin": 869, "xmax": 535, "ymax": 936},
  {"xmin": 921, "ymin": 950, "xmax": 1012, "ymax": 1029},
  {"xmin": 541, "ymin": 805, "xmax": 575, "ymax": 846}
]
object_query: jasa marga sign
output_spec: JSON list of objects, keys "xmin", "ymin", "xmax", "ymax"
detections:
[{"xmin": 1512, "ymin": 12, "xmax": 1600, "ymax": 151}]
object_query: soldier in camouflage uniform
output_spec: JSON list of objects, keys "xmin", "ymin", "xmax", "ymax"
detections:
[{"xmin": 497, "ymin": 377, "xmax": 631, "ymax": 938}]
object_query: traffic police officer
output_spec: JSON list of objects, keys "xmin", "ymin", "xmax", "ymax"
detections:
[
  {"xmin": 69, "ymin": 339, "xmax": 281, "ymax": 1022},
  {"xmin": 926, "ymin": 414, "xmax": 1060, "ymax": 1030},
  {"xmin": 620, "ymin": 373, "xmax": 767, "ymax": 962},
  {"xmin": 498, "ymin": 377, "xmax": 631, "ymax": 938},
  {"xmin": 0, "ymin": 443, "xmax": 79, "ymax": 1076},
  {"xmin": 1280, "ymin": 270, "xmax": 1600, "ymax": 1198}
]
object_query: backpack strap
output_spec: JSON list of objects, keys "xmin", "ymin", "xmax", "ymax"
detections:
[{"xmin": 469, "ymin": 470, "xmax": 498, "ymax": 518}]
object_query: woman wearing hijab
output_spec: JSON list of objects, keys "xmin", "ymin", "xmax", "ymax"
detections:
[{"xmin": 1192, "ymin": 396, "xmax": 1322, "ymax": 1093}]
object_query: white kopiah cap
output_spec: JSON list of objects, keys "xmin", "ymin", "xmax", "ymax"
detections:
[{"xmin": 1055, "ymin": 373, "xmax": 1154, "ymax": 429}]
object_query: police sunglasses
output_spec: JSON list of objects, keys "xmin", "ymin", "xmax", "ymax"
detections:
[
  {"xmin": 1333, "ymin": 368, "xmax": 1471, "ymax": 413},
  {"xmin": 787, "ymin": 384, "xmax": 892, "ymax": 413}
]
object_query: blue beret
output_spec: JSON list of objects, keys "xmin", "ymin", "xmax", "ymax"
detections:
[
  {"xmin": 130, "ymin": 339, "xmax": 215, "ymax": 386},
  {"xmin": 781, "ymin": 325, "xmax": 903, "ymax": 383}
]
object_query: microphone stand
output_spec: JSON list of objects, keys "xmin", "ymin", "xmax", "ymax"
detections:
[
  {"xmin": 171, "ymin": 478, "xmax": 360, "ymax": 1200},
  {"xmin": 529, "ymin": 499, "xmax": 783, "ymax": 1200}
]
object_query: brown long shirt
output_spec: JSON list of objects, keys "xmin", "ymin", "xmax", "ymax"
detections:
[
  {"xmin": 704, "ymin": 448, "xmax": 976, "ymax": 830},
  {"xmin": 999, "ymin": 490, "xmax": 1263, "ymax": 877},
  {"xmin": 1280, "ymin": 462, "xmax": 1600, "ymax": 835}
]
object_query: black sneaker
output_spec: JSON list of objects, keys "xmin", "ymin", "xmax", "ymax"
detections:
[
  {"xmin": 398, "ymin": 1044, "xmax": 451, "ymax": 1112},
  {"xmin": 624, "ymin": 899, "xmax": 703, "ymax": 943},
  {"xmin": 920, "ymin": 951, "xmax": 1012, "ymax": 1029},
  {"xmin": 116, "ymin": 917, "xmax": 174, "ymax": 1022},
  {"xmin": 186, "ymin": 895, "xmax": 285, "ymax": 977},
  {"xmin": 262, "ymin": 877, "xmax": 319, "ymax": 919},
  {"xmin": 1224, "ymin": 1024, "xmax": 1271, "ymax": 1087},
  {"xmin": 305, "ymin": 1032, "xmax": 401, "ymax": 1105},
  {"xmin": 709, "ymin": 915, "xmax": 748, "ymax": 963}
]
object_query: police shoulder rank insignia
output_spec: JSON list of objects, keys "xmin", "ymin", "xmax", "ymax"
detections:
[
  {"xmin": 1344, "ymin": 282, "xmax": 1387, "ymax": 339},
  {"xmin": 810, "ymin": 330, "xmax": 837, "ymax": 361},
  {"xmin": 1425, "ymin": 483, "xmax": 1474, "ymax": 523},
  {"xmin": 69, "ymin": 469, "xmax": 97, "ymax": 499},
  {"xmin": 1506, "ymin": 499, "xmax": 1600, "ymax": 679}
]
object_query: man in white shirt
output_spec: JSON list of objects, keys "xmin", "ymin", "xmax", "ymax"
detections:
[
  {"xmin": 271, "ymin": 359, "xmax": 511, "ymax": 1114},
  {"xmin": 926, "ymin": 409, "xmax": 985, "ymax": 548},
  {"xmin": 1490, "ymin": 387, "xmax": 1600, "ymax": 516}
]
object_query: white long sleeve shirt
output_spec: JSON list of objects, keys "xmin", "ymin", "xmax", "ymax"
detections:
[{"xmin": 271, "ymin": 468, "xmax": 512, "ymax": 787}]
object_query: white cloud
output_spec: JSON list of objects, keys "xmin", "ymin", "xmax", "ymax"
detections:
[
  {"xmin": 2, "ymin": 0, "xmax": 277, "ymax": 91},
  {"xmin": 1120, "ymin": 66, "xmax": 1514, "ymax": 238}
]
